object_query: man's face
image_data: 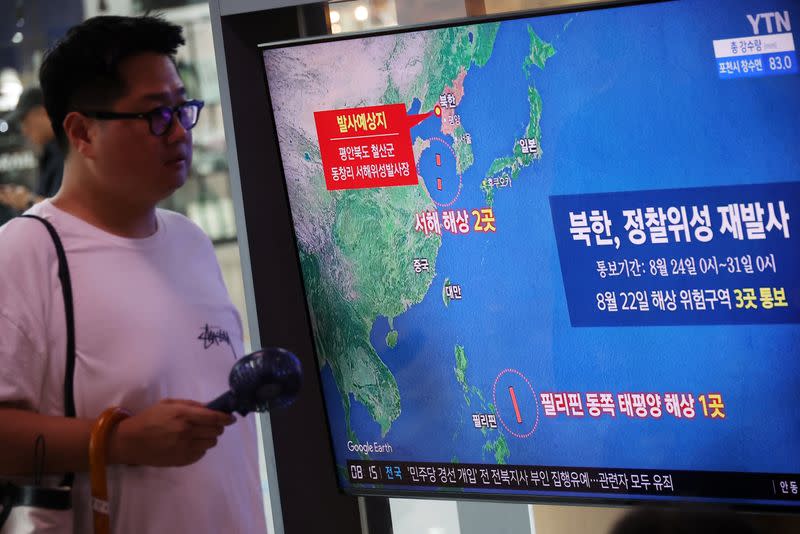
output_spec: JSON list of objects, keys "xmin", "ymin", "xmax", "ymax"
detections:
[
  {"xmin": 20, "ymin": 106, "xmax": 54, "ymax": 149},
  {"xmin": 89, "ymin": 52, "xmax": 192, "ymax": 207}
]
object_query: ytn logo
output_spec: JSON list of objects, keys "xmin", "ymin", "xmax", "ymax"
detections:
[{"xmin": 747, "ymin": 11, "xmax": 791, "ymax": 35}]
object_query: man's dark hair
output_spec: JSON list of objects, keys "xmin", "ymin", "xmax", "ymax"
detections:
[{"xmin": 39, "ymin": 15, "xmax": 185, "ymax": 152}]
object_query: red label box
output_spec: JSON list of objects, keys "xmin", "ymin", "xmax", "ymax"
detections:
[{"xmin": 314, "ymin": 104, "xmax": 431, "ymax": 191}]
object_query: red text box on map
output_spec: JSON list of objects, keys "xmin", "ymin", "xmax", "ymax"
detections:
[{"xmin": 314, "ymin": 104, "xmax": 430, "ymax": 191}]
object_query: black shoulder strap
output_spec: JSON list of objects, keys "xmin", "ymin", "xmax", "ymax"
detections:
[{"xmin": 21, "ymin": 214, "xmax": 76, "ymax": 488}]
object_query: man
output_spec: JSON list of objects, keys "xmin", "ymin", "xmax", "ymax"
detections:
[
  {"xmin": 0, "ymin": 87, "xmax": 64, "ymax": 211},
  {"xmin": 0, "ymin": 16, "xmax": 267, "ymax": 533}
]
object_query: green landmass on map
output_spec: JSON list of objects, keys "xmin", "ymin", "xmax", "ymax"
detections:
[
  {"xmin": 334, "ymin": 187, "xmax": 440, "ymax": 321},
  {"xmin": 455, "ymin": 344, "xmax": 469, "ymax": 394},
  {"xmin": 384, "ymin": 25, "xmax": 505, "ymax": 209},
  {"xmin": 482, "ymin": 27, "xmax": 553, "ymax": 205},
  {"xmin": 301, "ymin": 250, "xmax": 398, "ymax": 441},
  {"xmin": 480, "ymin": 180, "xmax": 495, "ymax": 206},
  {"xmin": 412, "ymin": 137, "xmax": 431, "ymax": 161},
  {"xmin": 443, "ymin": 277, "xmax": 452, "ymax": 307},
  {"xmin": 410, "ymin": 24, "xmax": 500, "ymax": 111},
  {"xmin": 488, "ymin": 156, "xmax": 516, "ymax": 175},
  {"xmin": 484, "ymin": 435, "xmax": 510, "ymax": 464},
  {"xmin": 453, "ymin": 125, "xmax": 474, "ymax": 174},
  {"xmin": 514, "ymin": 86, "xmax": 543, "ymax": 166},
  {"xmin": 523, "ymin": 25, "xmax": 556, "ymax": 76},
  {"xmin": 386, "ymin": 329, "xmax": 398, "ymax": 348},
  {"xmin": 307, "ymin": 24, "xmax": 503, "ymax": 442},
  {"xmin": 482, "ymin": 86, "xmax": 545, "ymax": 204},
  {"xmin": 404, "ymin": 24, "xmax": 500, "ymax": 177},
  {"xmin": 302, "ymin": 178, "xmax": 441, "ymax": 437},
  {"xmin": 382, "ymin": 74, "xmax": 401, "ymax": 105},
  {"xmin": 452, "ymin": 344, "xmax": 511, "ymax": 464}
]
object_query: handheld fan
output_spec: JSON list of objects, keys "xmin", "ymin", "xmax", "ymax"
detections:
[{"xmin": 206, "ymin": 347, "xmax": 302, "ymax": 415}]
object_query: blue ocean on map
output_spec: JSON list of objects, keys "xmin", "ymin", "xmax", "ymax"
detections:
[{"xmin": 326, "ymin": 0, "xmax": 800, "ymax": 483}]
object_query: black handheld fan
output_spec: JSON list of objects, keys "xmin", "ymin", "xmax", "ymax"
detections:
[{"xmin": 206, "ymin": 347, "xmax": 302, "ymax": 415}]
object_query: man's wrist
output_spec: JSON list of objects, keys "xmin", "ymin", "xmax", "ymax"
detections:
[{"xmin": 107, "ymin": 418, "xmax": 136, "ymax": 465}]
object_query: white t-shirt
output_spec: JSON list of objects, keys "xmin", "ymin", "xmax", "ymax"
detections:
[{"xmin": 0, "ymin": 201, "xmax": 266, "ymax": 534}]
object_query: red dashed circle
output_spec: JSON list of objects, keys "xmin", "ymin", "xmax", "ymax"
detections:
[
  {"xmin": 426, "ymin": 136, "xmax": 463, "ymax": 208},
  {"xmin": 491, "ymin": 368, "xmax": 540, "ymax": 439}
]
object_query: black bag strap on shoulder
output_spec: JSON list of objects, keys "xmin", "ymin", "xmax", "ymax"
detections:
[
  {"xmin": 20, "ymin": 215, "xmax": 77, "ymax": 488},
  {"xmin": 0, "ymin": 215, "xmax": 77, "ymax": 527}
]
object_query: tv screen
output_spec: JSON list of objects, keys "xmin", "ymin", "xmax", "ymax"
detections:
[{"xmin": 261, "ymin": 0, "xmax": 800, "ymax": 508}]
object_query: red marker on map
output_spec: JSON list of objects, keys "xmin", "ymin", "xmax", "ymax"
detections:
[
  {"xmin": 434, "ymin": 104, "xmax": 443, "ymax": 117},
  {"xmin": 509, "ymin": 386, "xmax": 523, "ymax": 424},
  {"xmin": 314, "ymin": 104, "xmax": 433, "ymax": 191}
]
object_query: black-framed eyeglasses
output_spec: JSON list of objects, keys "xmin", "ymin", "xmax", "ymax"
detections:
[{"xmin": 81, "ymin": 99, "xmax": 204, "ymax": 136}]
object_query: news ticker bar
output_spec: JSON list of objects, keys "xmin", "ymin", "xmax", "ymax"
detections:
[{"xmin": 347, "ymin": 460, "xmax": 800, "ymax": 502}]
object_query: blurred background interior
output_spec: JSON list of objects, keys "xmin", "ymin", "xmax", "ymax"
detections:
[{"xmin": 3, "ymin": 2, "xmax": 798, "ymax": 533}]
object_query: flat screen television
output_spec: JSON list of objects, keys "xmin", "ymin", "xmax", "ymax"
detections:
[{"xmin": 260, "ymin": 0, "xmax": 800, "ymax": 509}]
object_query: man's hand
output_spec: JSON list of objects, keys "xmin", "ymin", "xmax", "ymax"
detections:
[
  {"xmin": 109, "ymin": 399, "xmax": 236, "ymax": 467},
  {"xmin": 0, "ymin": 184, "xmax": 35, "ymax": 211}
]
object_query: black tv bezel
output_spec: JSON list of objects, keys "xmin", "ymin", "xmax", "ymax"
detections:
[{"xmin": 254, "ymin": 0, "xmax": 800, "ymax": 513}]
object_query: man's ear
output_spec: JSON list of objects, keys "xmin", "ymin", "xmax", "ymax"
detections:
[{"xmin": 63, "ymin": 111, "xmax": 96, "ymax": 158}]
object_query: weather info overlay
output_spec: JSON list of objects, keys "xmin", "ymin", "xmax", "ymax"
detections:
[{"xmin": 263, "ymin": 0, "xmax": 800, "ymax": 507}]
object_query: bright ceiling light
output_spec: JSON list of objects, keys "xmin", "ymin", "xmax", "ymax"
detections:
[
  {"xmin": 0, "ymin": 69, "xmax": 24, "ymax": 112},
  {"xmin": 329, "ymin": 10, "xmax": 341, "ymax": 24},
  {"xmin": 0, "ymin": 121, "xmax": 8, "ymax": 134},
  {"xmin": 354, "ymin": 5, "xmax": 369, "ymax": 22},
  {"xmin": 11, "ymin": 32, "xmax": 23, "ymax": 44}
]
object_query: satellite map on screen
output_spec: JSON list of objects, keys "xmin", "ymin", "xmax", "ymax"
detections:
[{"xmin": 263, "ymin": 0, "xmax": 800, "ymax": 504}]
